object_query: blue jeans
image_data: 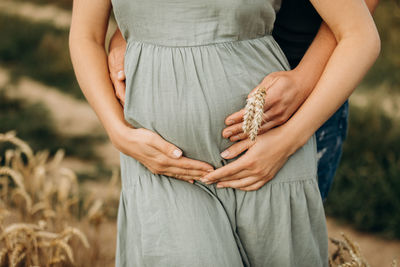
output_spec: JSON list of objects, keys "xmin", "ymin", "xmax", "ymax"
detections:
[{"xmin": 315, "ymin": 100, "xmax": 349, "ymax": 201}]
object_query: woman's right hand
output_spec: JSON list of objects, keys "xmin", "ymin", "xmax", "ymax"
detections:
[{"xmin": 111, "ymin": 125, "xmax": 215, "ymax": 184}]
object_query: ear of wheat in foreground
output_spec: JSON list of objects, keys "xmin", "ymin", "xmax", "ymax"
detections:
[{"xmin": 242, "ymin": 86, "xmax": 267, "ymax": 141}]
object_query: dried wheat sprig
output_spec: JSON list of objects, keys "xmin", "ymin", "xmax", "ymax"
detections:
[
  {"xmin": 242, "ymin": 95, "xmax": 256, "ymax": 134},
  {"xmin": 0, "ymin": 131, "xmax": 34, "ymax": 160},
  {"xmin": 329, "ymin": 232, "xmax": 371, "ymax": 267},
  {"xmin": 53, "ymin": 239, "xmax": 74, "ymax": 263},
  {"xmin": 11, "ymin": 188, "xmax": 33, "ymax": 213},
  {"xmin": 242, "ymin": 86, "xmax": 267, "ymax": 141},
  {"xmin": 10, "ymin": 244, "xmax": 25, "ymax": 267},
  {"xmin": 0, "ymin": 167, "xmax": 25, "ymax": 191},
  {"xmin": 0, "ymin": 247, "xmax": 8, "ymax": 265},
  {"xmin": 0, "ymin": 223, "xmax": 40, "ymax": 239},
  {"xmin": 60, "ymin": 226, "xmax": 90, "ymax": 248}
]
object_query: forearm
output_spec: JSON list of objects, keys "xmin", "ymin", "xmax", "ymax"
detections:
[
  {"xmin": 293, "ymin": 0, "xmax": 380, "ymax": 95},
  {"xmin": 285, "ymin": 30, "xmax": 380, "ymax": 153},
  {"xmin": 69, "ymin": 37, "xmax": 131, "ymax": 141}
]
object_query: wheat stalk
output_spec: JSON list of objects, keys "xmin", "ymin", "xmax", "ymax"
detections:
[{"xmin": 242, "ymin": 86, "xmax": 267, "ymax": 141}]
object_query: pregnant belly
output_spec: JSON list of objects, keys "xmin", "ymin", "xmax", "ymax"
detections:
[{"xmin": 122, "ymin": 40, "xmax": 289, "ymax": 168}]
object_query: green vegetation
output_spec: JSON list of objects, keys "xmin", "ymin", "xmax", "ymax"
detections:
[
  {"xmin": 324, "ymin": 1, "xmax": 400, "ymax": 239},
  {"xmin": 362, "ymin": 1, "xmax": 400, "ymax": 91},
  {"xmin": 0, "ymin": 90, "xmax": 105, "ymax": 161},
  {"xmin": 0, "ymin": 14, "xmax": 82, "ymax": 99},
  {"xmin": 14, "ymin": 0, "xmax": 72, "ymax": 10},
  {"xmin": 325, "ymin": 103, "xmax": 400, "ymax": 239}
]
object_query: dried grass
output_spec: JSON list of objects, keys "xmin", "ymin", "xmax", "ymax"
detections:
[
  {"xmin": 1, "ymin": 131, "xmax": 397, "ymax": 266},
  {"xmin": 0, "ymin": 131, "xmax": 120, "ymax": 266},
  {"xmin": 329, "ymin": 232, "xmax": 398, "ymax": 267}
]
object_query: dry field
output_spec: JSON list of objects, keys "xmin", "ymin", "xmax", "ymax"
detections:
[{"xmin": 0, "ymin": 131, "xmax": 399, "ymax": 266}]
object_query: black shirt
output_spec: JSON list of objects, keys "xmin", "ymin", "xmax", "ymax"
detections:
[{"xmin": 272, "ymin": 0, "xmax": 322, "ymax": 69}]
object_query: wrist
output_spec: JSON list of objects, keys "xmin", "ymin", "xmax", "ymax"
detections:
[
  {"xmin": 107, "ymin": 119, "xmax": 138, "ymax": 151},
  {"xmin": 279, "ymin": 122, "xmax": 310, "ymax": 157},
  {"xmin": 290, "ymin": 66, "xmax": 317, "ymax": 99}
]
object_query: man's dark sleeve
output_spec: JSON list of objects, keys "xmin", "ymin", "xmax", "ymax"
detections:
[{"xmin": 272, "ymin": 0, "xmax": 322, "ymax": 69}]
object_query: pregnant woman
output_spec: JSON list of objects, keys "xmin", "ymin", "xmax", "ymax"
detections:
[{"xmin": 69, "ymin": 0, "xmax": 380, "ymax": 266}]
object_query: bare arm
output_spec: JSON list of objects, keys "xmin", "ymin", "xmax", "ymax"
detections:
[
  {"xmin": 222, "ymin": 0, "xmax": 380, "ymax": 141},
  {"xmin": 284, "ymin": 0, "xmax": 380, "ymax": 151},
  {"xmin": 69, "ymin": 0, "xmax": 128, "ymax": 141},
  {"xmin": 202, "ymin": 0, "xmax": 381, "ymax": 190},
  {"xmin": 69, "ymin": 0, "xmax": 215, "ymax": 183}
]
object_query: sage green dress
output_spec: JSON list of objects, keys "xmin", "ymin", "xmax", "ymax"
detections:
[{"xmin": 111, "ymin": 0, "xmax": 329, "ymax": 266}]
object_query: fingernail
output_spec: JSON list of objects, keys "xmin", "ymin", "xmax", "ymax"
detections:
[
  {"xmin": 227, "ymin": 120, "xmax": 235, "ymax": 125},
  {"xmin": 200, "ymin": 178, "xmax": 208, "ymax": 183},
  {"xmin": 117, "ymin": 70, "xmax": 124, "ymax": 80},
  {"xmin": 216, "ymin": 184, "xmax": 224, "ymax": 188},
  {"xmin": 207, "ymin": 169, "xmax": 214, "ymax": 172},
  {"xmin": 173, "ymin": 149, "xmax": 182, "ymax": 158},
  {"xmin": 220, "ymin": 150, "xmax": 229, "ymax": 158}
]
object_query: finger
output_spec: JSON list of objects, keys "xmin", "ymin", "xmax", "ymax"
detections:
[
  {"xmin": 163, "ymin": 165, "xmax": 209, "ymax": 178},
  {"xmin": 220, "ymin": 139, "xmax": 252, "ymax": 159},
  {"xmin": 216, "ymin": 176, "xmax": 260, "ymax": 189},
  {"xmin": 231, "ymin": 119, "xmax": 280, "ymax": 141},
  {"xmin": 208, "ymin": 168, "xmax": 253, "ymax": 184},
  {"xmin": 164, "ymin": 172, "xmax": 198, "ymax": 183},
  {"xmin": 167, "ymin": 156, "xmax": 215, "ymax": 172},
  {"xmin": 230, "ymin": 132, "xmax": 247, "ymax": 142},
  {"xmin": 222, "ymin": 122, "xmax": 243, "ymax": 138},
  {"xmin": 148, "ymin": 133, "xmax": 183, "ymax": 159},
  {"xmin": 115, "ymin": 80, "xmax": 126, "ymax": 103},
  {"xmin": 237, "ymin": 180, "xmax": 267, "ymax": 191},
  {"xmin": 201, "ymin": 157, "xmax": 248, "ymax": 182},
  {"xmin": 257, "ymin": 120, "xmax": 279, "ymax": 135},
  {"xmin": 225, "ymin": 109, "xmax": 245, "ymax": 125}
]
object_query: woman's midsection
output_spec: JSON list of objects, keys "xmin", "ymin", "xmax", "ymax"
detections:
[{"xmin": 123, "ymin": 37, "xmax": 291, "ymax": 168}]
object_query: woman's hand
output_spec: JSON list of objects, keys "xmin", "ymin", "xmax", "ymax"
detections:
[
  {"xmin": 108, "ymin": 29, "xmax": 127, "ymax": 106},
  {"xmin": 200, "ymin": 124, "xmax": 297, "ymax": 191},
  {"xmin": 222, "ymin": 70, "xmax": 312, "ymax": 142},
  {"xmin": 111, "ymin": 125, "xmax": 215, "ymax": 184}
]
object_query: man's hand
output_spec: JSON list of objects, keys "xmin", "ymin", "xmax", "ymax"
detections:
[
  {"xmin": 222, "ymin": 70, "xmax": 312, "ymax": 142},
  {"xmin": 108, "ymin": 29, "xmax": 127, "ymax": 106}
]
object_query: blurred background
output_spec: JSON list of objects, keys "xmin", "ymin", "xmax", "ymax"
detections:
[{"xmin": 0, "ymin": 0, "xmax": 399, "ymax": 266}]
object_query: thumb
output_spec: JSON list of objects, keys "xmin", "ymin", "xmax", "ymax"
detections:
[{"xmin": 150, "ymin": 133, "xmax": 183, "ymax": 159}]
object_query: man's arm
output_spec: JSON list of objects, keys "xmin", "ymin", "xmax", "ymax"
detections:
[
  {"xmin": 108, "ymin": 29, "xmax": 127, "ymax": 105},
  {"xmin": 222, "ymin": 0, "xmax": 380, "ymax": 141},
  {"xmin": 202, "ymin": 0, "xmax": 381, "ymax": 189}
]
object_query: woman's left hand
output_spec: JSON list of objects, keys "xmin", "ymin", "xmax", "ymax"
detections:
[{"xmin": 200, "ymin": 124, "xmax": 297, "ymax": 191}]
